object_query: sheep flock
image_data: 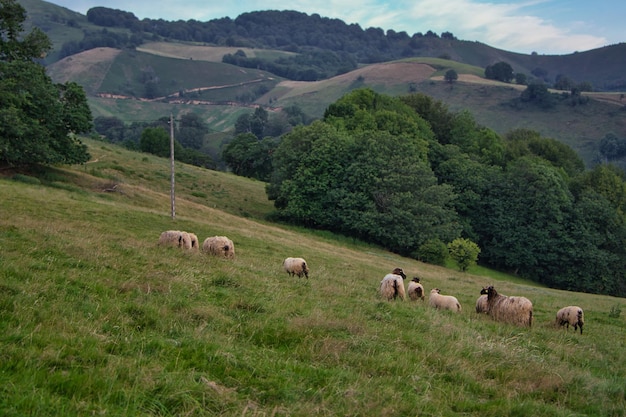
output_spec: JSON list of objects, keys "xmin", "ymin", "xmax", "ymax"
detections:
[
  {"xmin": 376, "ymin": 268, "xmax": 584, "ymax": 332},
  {"xmin": 158, "ymin": 230, "xmax": 586, "ymax": 333}
]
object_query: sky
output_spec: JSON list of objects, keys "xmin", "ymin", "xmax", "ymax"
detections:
[{"xmin": 46, "ymin": 0, "xmax": 623, "ymax": 55}]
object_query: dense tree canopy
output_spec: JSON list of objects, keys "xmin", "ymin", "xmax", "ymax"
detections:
[
  {"xmin": 268, "ymin": 90, "xmax": 461, "ymax": 256},
  {"xmin": 0, "ymin": 0, "xmax": 92, "ymax": 167},
  {"xmin": 265, "ymin": 89, "xmax": 626, "ymax": 296}
]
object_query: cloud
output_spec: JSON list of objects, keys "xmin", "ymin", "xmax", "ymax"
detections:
[
  {"xmin": 366, "ymin": 0, "xmax": 607, "ymax": 54},
  {"xmin": 55, "ymin": 0, "xmax": 609, "ymax": 54}
]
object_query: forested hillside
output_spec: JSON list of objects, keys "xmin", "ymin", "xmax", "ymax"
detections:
[
  {"xmin": 24, "ymin": 1, "xmax": 626, "ymax": 91},
  {"xmin": 261, "ymin": 88, "xmax": 626, "ymax": 297}
]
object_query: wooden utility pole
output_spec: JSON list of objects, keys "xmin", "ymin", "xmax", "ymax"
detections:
[{"xmin": 170, "ymin": 113, "xmax": 176, "ymax": 219}]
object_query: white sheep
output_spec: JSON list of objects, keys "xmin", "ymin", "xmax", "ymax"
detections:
[
  {"xmin": 158, "ymin": 230, "xmax": 187, "ymax": 248},
  {"xmin": 202, "ymin": 236, "xmax": 235, "ymax": 258},
  {"xmin": 379, "ymin": 268, "xmax": 407, "ymax": 301},
  {"xmin": 158, "ymin": 230, "xmax": 198, "ymax": 251},
  {"xmin": 407, "ymin": 277, "xmax": 425, "ymax": 301},
  {"xmin": 283, "ymin": 257, "xmax": 310, "ymax": 279},
  {"xmin": 188, "ymin": 232, "xmax": 200, "ymax": 250},
  {"xmin": 480, "ymin": 286, "xmax": 533, "ymax": 327},
  {"xmin": 555, "ymin": 306, "xmax": 584, "ymax": 334},
  {"xmin": 180, "ymin": 231, "xmax": 193, "ymax": 249},
  {"xmin": 428, "ymin": 288, "xmax": 461, "ymax": 312},
  {"xmin": 475, "ymin": 294, "xmax": 488, "ymax": 314}
]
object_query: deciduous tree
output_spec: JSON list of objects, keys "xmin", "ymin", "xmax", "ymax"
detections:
[{"xmin": 0, "ymin": 0, "xmax": 92, "ymax": 167}]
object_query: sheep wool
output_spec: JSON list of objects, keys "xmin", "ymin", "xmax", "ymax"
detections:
[
  {"xmin": 480, "ymin": 286, "xmax": 533, "ymax": 327},
  {"xmin": 428, "ymin": 288, "xmax": 461, "ymax": 312},
  {"xmin": 379, "ymin": 268, "xmax": 407, "ymax": 301},
  {"xmin": 180, "ymin": 231, "xmax": 193, "ymax": 250},
  {"xmin": 159, "ymin": 230, "xmax": 199, "ymax": 251},
  {"xmin": 158, "ymin": 230, "xmax": 184, "ymax": 248},
  {"xmin": 203, "ymin": 236, "xmax": 235, "ymax": 258},
  {"xmin": 475, "ymin": 294, "xmax": 489, "ymax": 314},
  {"xmin": 188, "ymin": 233, "xmax": 200, "ymax": 250},
  {"xmin": 283, "ymin": 257, "xmax": 310, "ymax": 279},
  {"xmin": 555, "ymin": 306, "xmax": 584, "ymax": 334},
  {"xmin": 407, "ymin": 277, "xmax": 425, "ymax": 301}
]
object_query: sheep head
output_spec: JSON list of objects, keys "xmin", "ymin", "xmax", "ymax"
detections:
[
  {"xmin": 480, "ymin": 286, "xmax": 497, "ymax": 299},
  {"xmin": 411, "ymin": 277, "xmax": 421, "ymax": 283},
  {"xmin": 392, "ymin": 268, "xmax": 406, "ymax": 279}
]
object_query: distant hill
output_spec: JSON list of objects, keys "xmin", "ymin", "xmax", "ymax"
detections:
[
  {"xmin": 26, "ymin": 1, "xmax": 626, "ymax": 91},
  {"xmin": 22, "ymin": 0, "xmax": 626, "ymax": 169}
]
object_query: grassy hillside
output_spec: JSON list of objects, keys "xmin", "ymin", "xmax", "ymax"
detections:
[{"xmin": 1, "ymin": 139, "xmax": 625, "ymax": 416}]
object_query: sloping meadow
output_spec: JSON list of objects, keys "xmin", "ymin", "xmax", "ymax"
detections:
[{"xmin": 0, "ymin": 140, "xmax": 624, "ymax": 416}]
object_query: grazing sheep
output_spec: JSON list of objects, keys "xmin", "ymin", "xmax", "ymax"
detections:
[
  {"xmin": 202, "ymin": 236, "xmax": 235, "ymax": 258},
  {"xmin": 180, "ymin": 231, "xmax": 193, "ymax": 249},
  {"xmin": 475, "ymin": 294, "xmax": 489, "ymax": 314},
  {"xmin": 159, "ymin": 230, "xmax": 198, "ymax": 250},
  {"xmin": 158, "ymin": 230, "xmax": 186, "ymax": 248},
  {"xmin": 407, "ymin": 277, "xmax": 425, "ymax": 301},
  {"xmin": 555, "ymin": 306, "xmax": 584, "ymax": 334},
  {"xmin": 480, "ymin": 286, "xmax": 533, "ymax": 327},
  {"xmin": 428, "ymin": 288, "xmax": 461, "ymax": 312},
  {"xmin": 188, "ymin": 233, "xmax": 200, "ymax": 250},
  {"xmin": 283, "ymin": 257, "xmax": 310, "ymax": 279},
  {"xmin": 379, "ymin": 268, "xmax": 407, "ymax": 301}
]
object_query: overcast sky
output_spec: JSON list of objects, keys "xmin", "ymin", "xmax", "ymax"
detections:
[{"xmin": 46, "ymin": 0, "xmax": 623, "ymax": 55}]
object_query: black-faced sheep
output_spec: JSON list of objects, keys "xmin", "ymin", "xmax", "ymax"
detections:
[
  {"xmin": 475, "ymin": 294, "xmax": 488, "ymax": 314},
  {"xmin": 379, "ymin": 268, "xmax": 407, "ymax": 301},
  {"xmin": 428, "ymin": 288, "xmax": 461, "ymax": 312},
  {"xmin": 555, "ymin": 306, "xmax": 584, "ymax": 334},
  {"xmin": 283, "ymin": 257, "xmax": 310, "ymax": 279},
  {"xmin": 480, "ymin": 286, "xmax": 533, "ymax": 327},
  {"xmin": 407, "ymin": 277, "xmax": 425, "ymax": 301},
  {"xmin": 202, "ymin": 236, "xmax": 235, "ymax": 258}
]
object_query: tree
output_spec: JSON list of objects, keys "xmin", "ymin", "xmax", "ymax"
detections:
[
  {"xmin": 444, "ymin": 69, "xmax": 458, "ymax": 83},
  {"xmin": 268, "ymin": 90, "xmax": 461, "ymax": 255},
  {"xmin": 0, "ymin": 0, "xmax": 92, "ymax": 167},
  {"xmin": 520, "ymin": 82, "xmax": 556, "ymax": 108},
  {"xmin": 485, "ymin": 61, "xmax": 513, "ymax": 83},
  {"xmin": 515, "ymin": 73, "xmax": 527, "ymax": 85},
  {"xmin": 553, "ymin": 74, "xmax": 574, "ymax": 91},
  {"xmin": 222, "ymin": 133, "xmax": 276, "ymax": 181},
  {"xmin": 140, "ymin": 127, "xmax": 182, "ymax": 158},
  {"xmin": 417, "ymin": 239, "xmax": 448, "ymax": 265},
  {"xmin": 94, "ymin": 116, "xmax": 125, "ymax": 142},
  {"xmin": 448, "ymin": 238, "xmax": 481, "ymax": 271},
  {"xmin": 176, "ymin": 112, "xmax": 207, "ymax": 150}
]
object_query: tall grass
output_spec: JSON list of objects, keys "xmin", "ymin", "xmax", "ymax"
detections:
[{"xmin": 1, "ymin": 140, "xmax": 624, "ymax": 416}]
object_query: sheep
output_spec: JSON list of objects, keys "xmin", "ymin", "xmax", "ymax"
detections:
[
  {"xmin": 188, "ymin": 232, "xmax": 200, "ymax": 250},
  {"xmin": 283, "ymin": 257, "xmax": 310, "ymax": 279},
  {"xmin": 202, "ymin": 236, "xmax": 235, "ymax": 258},
  {"xmin": 480, "ymin": 286, "xmax": 533, "ymax": 327},
  {"xmin": 158, "ymin": 230, "xmax": 186, "ymax": 248},
  {"xmin": 180, "ymin": 231, "xmax": 193, "ymax": 249},
  {"xmin": 428, "ymin": 288, "xmax": 461, "ymax": 312},
  {"xmin": 475, "ymin": 294, "xmax": 489, "ymax": 314},
  {"xmin": 379, "ymin": 268, "xmax": 407, "ymax": 301},
  {"xmin": 407, "ymin": 277, "xmax": 425, "ymax": 301},
  {"xmin": 159, "ymin": 230, "xmax": 198, "ymax": 250},
  {"xmin": 555, "ymin": 306, "xmax": 584, "ymax": 334}
]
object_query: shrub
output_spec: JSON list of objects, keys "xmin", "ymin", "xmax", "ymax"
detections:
[
  {"xmin": 447, "ymin": 238, "xmax": 481, "ymax": 271},
  {"xmin": 416, "ymin": 239, "xmax": 448, "ymax": 265}
]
